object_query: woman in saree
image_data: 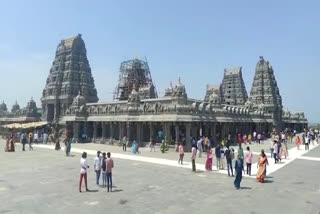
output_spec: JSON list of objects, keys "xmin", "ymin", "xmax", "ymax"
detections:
[
  {"xmin": 281, "ymin": 141, "xmax": 288, "ymax": 159},
  {"xmin": 256, "ymin": 149, "xmax": 268, "ymax": 183},
  {"xmin": 295, "ymin": 136, "xmax": 301, "ymax": 150},
  {"xmin": 205, "ymin": 147, "xmax": 213, "ymax": 171},
  {"xmin": 8, "ymin": 136, "xmax": 15, "ymax": 152},
  {"xmin": 131, "ymin": 140, "xmax": 137, "ymax": 154}
]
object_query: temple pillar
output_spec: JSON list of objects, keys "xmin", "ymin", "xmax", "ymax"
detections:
[
  {"xmin": 110, "ymin": 122, "xmax": 114, "ymax": 141},
  {"xmin": 119, "ymin": 122, "xmax": 124, "ymax": 140},
  {"xmin": 93, "ymin": 122, "xmax": 97, "ymax": 143},
  {"xmin": 149, "ymin": 122, "xmax": 154, "ymax": 140},
  {"xmin": 127, "ymin": 122, "xmax": 131, "ymax": 142},
  {"xmin": 137, "ymin": 123, "xmax": 142, "ymax": 144},
  {"xmin": 185, "ymin": 123, "xmax": 191, "ymax": 152},
  {"xmin": 73, "ymin": 121, "xmax": 79, "ymax": 143},
  {"xmin": 175, "ymin": 123, "xmax": 179, "ymax": 143},
  {"xmin": 101, "ymin": 122, "xmax": 106, "ymax": 141}
]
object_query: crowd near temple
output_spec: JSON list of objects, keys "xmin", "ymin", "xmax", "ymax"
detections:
[{"xmin": 0, "ymin": 34, "xmax": 308, "ymax": 150}]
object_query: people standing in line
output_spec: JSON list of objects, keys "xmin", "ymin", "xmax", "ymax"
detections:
[
  {"xmin": 79, "ymin": 152, "xmax": 89, "ymax": 193},
  {"xmin": 215, "ymin": 144, "xmax": 221, "ymax": 170},
  {"xmin": 295, "ymin": 136, "xmax": 301, "ymax": 150},
  {"xmin": 205, "ymin": 146, "xmax": 213, "ymax": 171},
  {"xmin": 122, "ymin": 136, "xmax": 127, "ymax": 152},
  {"xmin": 197, "ymin": 137, "xmax": 203, "ymax": 158},
  {"xmin": 106, "ymin": 152, "xmax": 114, "ymax": 192},
  {"xmin": 178, "ymin": 142, "xmax": 184, "ymax": 165},
  {"xmin": 256, "ymin": 149, "xmax": 269, "ymax": 183},
  {"xmin": 245, "ymin": 146, "xmax": 253, "ymax": 176},
  {"xmin": 94, "ymin": 151, "xmax": 102, "ymax": 186},
  {"xmin": 237, "ymin": 144, "xmax": 245, "ymax": 172},
  {"xmin": 101, "ymin": 152, "xmax": 107, "ymax": 188},
  {"xmin": 234, "ymin": 155, "xmax": 243, "ymax": 189},
  {"xmin": 225, "ymin": 146, "xmax": 234, "ymax": 177},
  {"xmin": 28, "ymin": 131, "xmax": 33, "ymax": 150},
  {"xmin": 191, "ymin": 144, "xmax": 197, "ymax": 172}
]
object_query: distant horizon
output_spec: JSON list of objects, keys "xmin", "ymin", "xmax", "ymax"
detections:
[{"xmin": 0, "ymin": 0, "xmax": 319, "ymax": 123}]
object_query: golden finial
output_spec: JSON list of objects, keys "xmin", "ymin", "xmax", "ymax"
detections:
[{"xmin": 135, "ymin": 52, "xmax": 139, "ymax": 59}]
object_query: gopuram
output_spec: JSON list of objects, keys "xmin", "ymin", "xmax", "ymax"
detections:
[{"xmin": 0, "ymin": 35, "xmax": 308, "ymax": 149}]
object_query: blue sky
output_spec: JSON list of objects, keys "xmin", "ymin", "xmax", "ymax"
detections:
[{"xmin": 0, "ymin": 0, "xmax": 319, "ymax": 122}]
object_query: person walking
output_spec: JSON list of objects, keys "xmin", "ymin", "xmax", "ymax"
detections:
[
  {"xmin": 93, "ymin": 151, "xmax": 102, "ymax": 186},
  {"xmin": 270, "ymin": 139, "xmax": 274, "ymax": 158},
  {"xmin": 205, "ymin": 146, "xmax": 213, "ymax": 171},
  {"xmin": 178, "ymin": 143, "xmax": 184, "ymax": 165},
  {"xmin": 79, "ymin": 152, "xmax": 89, "ymax": 193},
  {"xmin": 256, "ymin": 150, "xmax": 269, "ymax": 183},
  {"xmin": 191, "ymin": 144, "xmax": 197, "ymax": 172},
  {"xmin": 150, "ymin": 138, "xmax": 156, "ymax": 152},
  {"xmin": 21, "ymin": 132, "xmax": 27, "ymax": 151},
  {"xmin": 122, "ymin": 136, "xmax": 127, "ymax": 152},
  {"xmin": 43, "ymin": 132, "xmax": 48, "ymax": 144},
  {"xmin": 225, "ymin": 146, "xmax": 234, "ymax": 177},
  {"xmin": 245, "ymin": 146, "xmax": 253, "ymax": 176},
  {"xmin": 197, "ymin": 138, "xmax": 203, "ymax": 158},
  {"xmin": 234, "ymin": 155, "xmax": 243, "ymax": 189},
  {"xmin": 273, "ymin": 141, "xmax": 278, "ymax": 164},
  {"xmin": 238, "ymin": 144, "xmax": 245, "ymax": 172},
  {"xmin": 28, "ymin": 131, "xmax": 33, "ymax": 150},
  {"xmin": 215, "ymin": 144, "xmax": 221, "ymax": 170},
  {"xmin": 106, "ymin": 152, "xmax": 114, "ymax": 192},
  {"xmin": 295, "ymin": 136, "xmax": 301, "ymax": 150},
  {"xmin": 220, "ymin": 145, "xmax": 225, "ymax": 170},
  {"xmin": 101, "ymin": 152, "xmax": 107, "ymax": 188}
]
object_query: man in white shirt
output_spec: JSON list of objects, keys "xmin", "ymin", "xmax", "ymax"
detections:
[
  {"xmin": 79, "ymin": 152, "xmax": 89, "ymax": 192},
  {"xmin": 253, "ymin": 131, "xmax": 257, "ymax": 143},
  {"xmin": 43, "ymin": 132, "xmax": 48, "ymax": 144},
  {"xmin": 93, "ymin": 151, "xmax": 102, "ymax": 186}
]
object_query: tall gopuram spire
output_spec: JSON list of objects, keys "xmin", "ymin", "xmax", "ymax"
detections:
[
  {"xmin": 220, "ymin": 67, "xmax": 248, "ymax": 105},
  {"xmin": 41, "ymin": 34, "xmax": 98, "ymax": 122},
  {"xmin": 248, "ymin": 56, "xmax": 283, "ymax": 128}
]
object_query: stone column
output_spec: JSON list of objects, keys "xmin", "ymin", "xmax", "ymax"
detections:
[
  {"xmin": 93, "ymin": 122, "xmax": 97, "ymax": 143},
  {"xmin": 175, "ymin": 123, "xmax": 179, "ymax": 143},
  {"xmin": 110, "ymin": 122, "xmax": 114, "ymax": 142},
  {"xmin": 102, "ymin": 122, "xmax": 107, "ymax": 142},
  {"xmin": 204, "ymin": 123, "xmax": 209, "ymax": 137},
  {"xmin": 185, "ymin": 123, "xmax": 191, "ymax": 152},
  {"xmin": 119, "ymin": 122, "xmax": 124, "ymax": 140},
  {"xmin": 137, "ymin": 123, "xmax": 142, "ymax": 144},
  {"xmin": 149, "ymin": 122, "xmax": 154, "ymax": 140},
  {"xmin": 126, "ymin": 122, "xmax": 131, "ymax": 142}
]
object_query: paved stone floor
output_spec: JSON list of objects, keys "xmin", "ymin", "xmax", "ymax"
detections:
[{"xmin": 0, "ymin": 140, "xmax": 319, "ymax": 214}]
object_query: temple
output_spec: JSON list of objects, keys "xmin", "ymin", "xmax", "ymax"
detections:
[
  {"xmin": 0, "ymin": 35, "xmax": 308, "ymax": 149},
  {"xmin": 41, "ymin": 34, "xmax": 98, "ymax": 122}
]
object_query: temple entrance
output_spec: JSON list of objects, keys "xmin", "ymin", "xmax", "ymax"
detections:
[{"xmin": 47, "ymin": 104, "xmax": 54, "ymax": 122}]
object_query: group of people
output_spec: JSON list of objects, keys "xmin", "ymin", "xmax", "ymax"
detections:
[{"xmin": 79, "ymin": 151, "xmax": 114, "ymax": 193}]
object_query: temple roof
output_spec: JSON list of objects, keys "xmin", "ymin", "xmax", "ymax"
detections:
[{"xmin": 224, "ymin": 67, "xmax": 242, "ymax": 75}]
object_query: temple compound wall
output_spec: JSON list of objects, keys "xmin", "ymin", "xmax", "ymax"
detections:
[{"xmin": 38, "ymin": 35, "xmax": 308, "ymax": 150}]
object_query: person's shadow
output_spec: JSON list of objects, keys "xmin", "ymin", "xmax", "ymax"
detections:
[
  {"xmin": 86, "ymin": 189, "xmax": 99, "ymax": 193},
  {"xmin": 240, "ymin": 187, "xmax": 252, "ymax": 190}
]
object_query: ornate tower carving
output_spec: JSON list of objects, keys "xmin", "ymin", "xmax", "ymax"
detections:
[
  {"xmin": 248, "ymin": 56, "xmax": 283, "ymax": 127},
  {"xmin": 41, "ymin": 34, "xmax": 98, "ymax": 122},
  {"xmin": 220, "ymin": 67, "xmax": 248, "ymax": 105},
  {"xmin": 113, "ymin": 58, "xmax": 157, "ymax": 101}
]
